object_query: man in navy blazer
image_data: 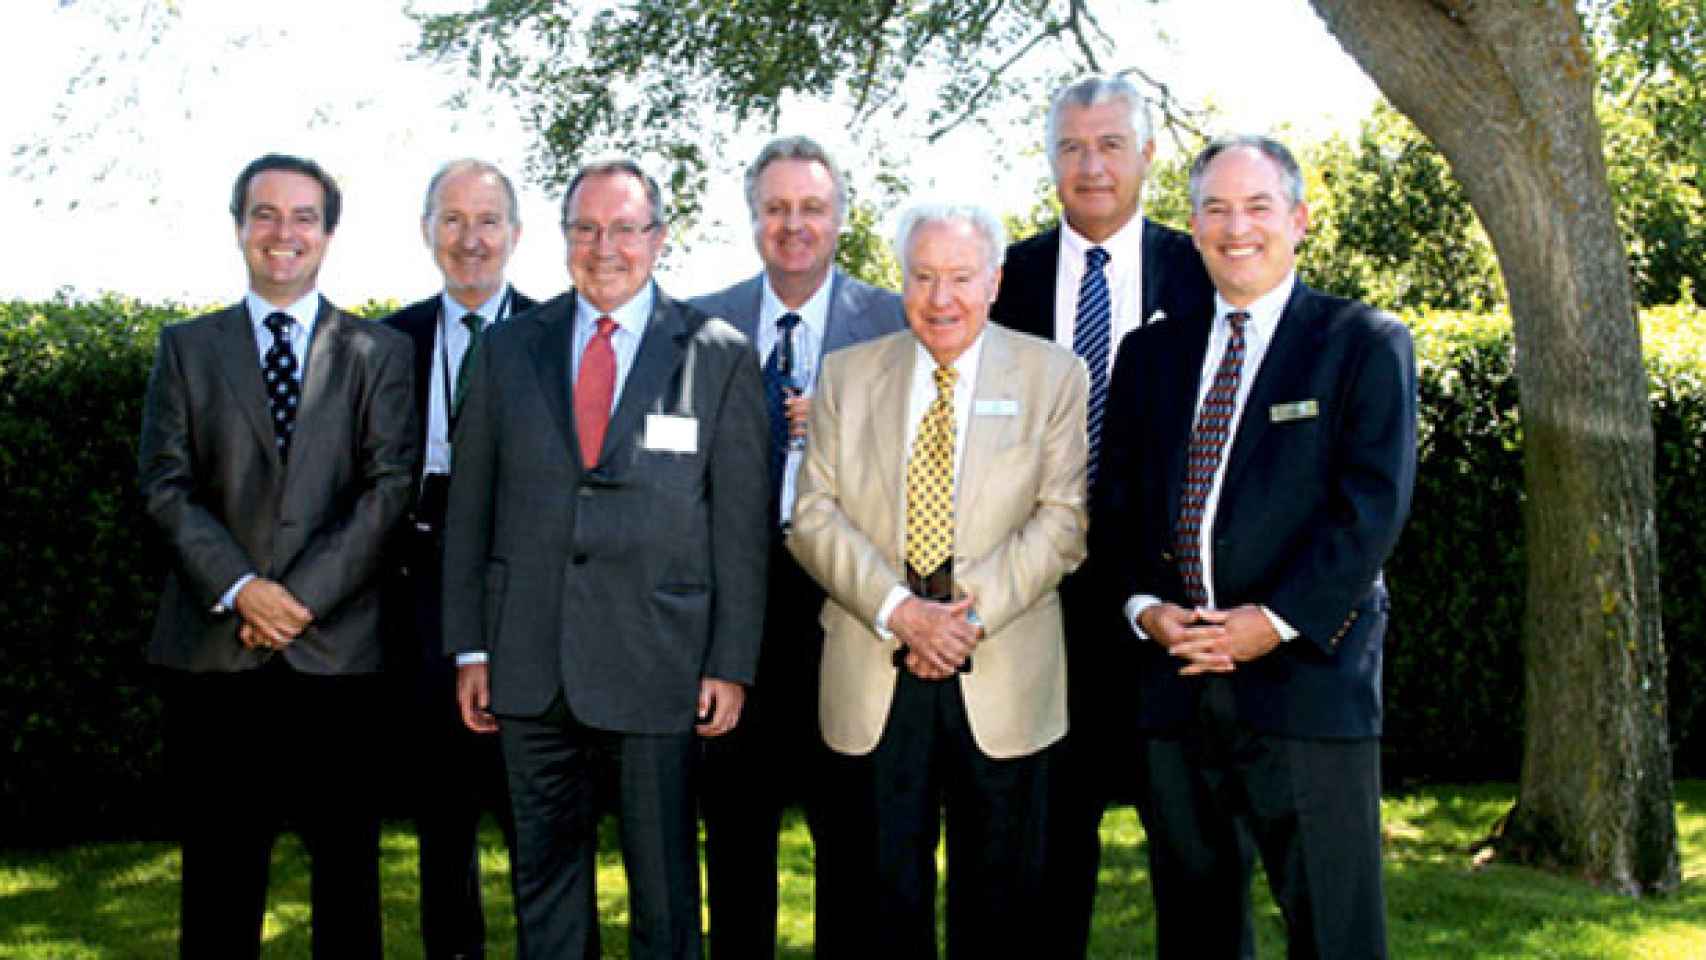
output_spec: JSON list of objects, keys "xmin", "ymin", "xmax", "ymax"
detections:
[
  {"xmin": 442, "ymin": 159, "xmax": 768, "ymax": 959},
  {"xmin": 138, "ymin": 153, "xmax": 418, "ymax": 957},
  {"xmin": 689, "ymin": 135, "xmax": 904, "ymax": 960},
  {"xmin": 381, "ymin": 158, "xmax": 535, "ymax": 960},
  {"xmin": 987, "ymin": 74, "xmax": 1215, "ymax": 953},
  {"xmin": 1096, "ymin": 135, "xmax": 1416, "ymax": 958}
]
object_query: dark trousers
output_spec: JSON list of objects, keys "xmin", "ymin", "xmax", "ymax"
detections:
[
  {"xmin": 163, "ymin": 661, "xmax": 382, "ymax": 959},
  {"xmin": 701, "ymin": 541, "xmax": 828, "ymax": 960},
  {"xmin": 387, "ymin": 523, "xmax": 518, "ymax": 960},
  {"xmin": 499, "ymin": 695, "xmax": 700, "ymax": 960},
  {"xmin": 406, "ymin": 664, "xmax": 517, "ymax": 960},
  {"xmin": 816, "ymin": 669, "xmax": 1050, "ymax": 960},
  {"xmin": 1141, "ymin": 679, "xmax": 1386, "ymax": 959}
]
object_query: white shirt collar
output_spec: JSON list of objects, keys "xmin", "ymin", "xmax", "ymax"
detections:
[
  {"xmin": 245, "ymin": 289, "xmax": 319, "ymax": 334},
  {"xmin": 760, "ymin": 269, "xmax": 834, "ymax": 336},
  {"xmin": 1214, "ymin": 270, "xmax": 1296, "ymax": 335},
  {"xmin": 1060, "ymin": 211, "xmax": 1144, "ymax": 266},
  {"xmin": 576, "ymin": 281, "xmax": 655, "ymax": 338},
  {"xmin": 440, "ymin": 283, "xmax": 512, "ymax": 327}
]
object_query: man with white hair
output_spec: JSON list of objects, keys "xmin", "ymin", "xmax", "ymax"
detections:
[{"xmin": 789, "ymin": 202, "xmax": 1088, "ymax": 956}]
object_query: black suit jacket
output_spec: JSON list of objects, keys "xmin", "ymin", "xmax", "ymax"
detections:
[
  {"xmin": 440, "ymin": 287, "xmax": 769, "ymax": 733},
  {"xmin": 381, "ymin": 287, "xmax": 539, "ymax": 461},
  {"xmin": 988, "ymin": 218, "xmax": 1215, "ymax": 760},
  {"xmin": 989, "ymin": 219, "xmax": 1214, "ymax": 342},
  {"xmin": 138, "ymin": 297, "xmax": 419, "ymax": 675},
  {"xmin": 378, "ymin": 288, "xmax": 537, "ymax": 675},
  {"xmin": 1094, "ymin": 281, "xmax": 1417, "ymax": 738}
]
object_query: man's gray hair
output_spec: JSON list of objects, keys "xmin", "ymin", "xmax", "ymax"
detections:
[
  {"xmin": 560, "ymin": 158, "xmax": 665, "ymax": 229},
  {"xmin": 1187, "ymin": 134, "xmax": 1306, "ymax": 212},
  {"xmin": 1046, "ymin": 74, "xmax": 1153, "ymax": 173},
  {"xmin": 892, "ymin": 203, "xmax": 1008, "ymax": 277},
  {"xmin": 743, "ymin": 135, "xmax": 848, "ymax": 224},
  {"xmin": 423, "ymin": 158, "xmax": 521, "ymax": 225}
]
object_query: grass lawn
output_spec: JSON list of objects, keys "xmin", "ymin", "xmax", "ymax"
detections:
[{"xmin": 2, "ymin": 781, "xmax": 1702, "ymax": 958}]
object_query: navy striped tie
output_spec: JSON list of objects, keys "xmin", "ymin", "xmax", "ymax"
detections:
[
  {"xmin": 1176, "ymin": 311, "xmax": 1249, "ymax": 609},
  {"xmin": 1073, "ymin": 246, "xmax": 1112, "ymax": 489}
]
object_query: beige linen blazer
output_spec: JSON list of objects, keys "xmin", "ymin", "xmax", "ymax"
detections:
[{"xmin": 788, "ymin": 324, "xmax": 1088, "ymax": 759}]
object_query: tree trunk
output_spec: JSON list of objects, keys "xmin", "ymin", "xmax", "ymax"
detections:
[{"xmin": 1308, "ymin": 0, "xmax": 1678, "ymax": 893}]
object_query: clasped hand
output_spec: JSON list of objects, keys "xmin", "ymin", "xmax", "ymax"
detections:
[
  {"xmin": 1141, "ymin": 602, "xmax": 1281, "ymax": 675},
  {"xmin": 890, "ymin": 595, "xmax": 981, "ymax": 680},
  {"xmin": 234, "ymin": 577, "xmax": 312, "ymax": 650}
]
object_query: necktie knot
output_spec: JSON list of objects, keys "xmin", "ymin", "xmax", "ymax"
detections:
[
  {"xmin": 932, "ymin": 365, "xmax": 957, "ymax": 397},
  {"xmin": 1086, "ymin": 245, "xmax": 1110, "ymax": 271},
  {"xmin": 462, "ymin": 311, "xmax": 486, "ymax": 336},
  {"xmin": 263, "ymin": 312, "xmax": 293, "ymax": 341},
  {"xmin": 776, "ymin": 312, "xmax": 801, "ymax": 335},
  {"xmin": 595, "ymin": 316, "xmax": 617, "ymax": 339},
  {"xmin": 1226, "ymin": 310, "xmax": 1250, "ymax": 333}
]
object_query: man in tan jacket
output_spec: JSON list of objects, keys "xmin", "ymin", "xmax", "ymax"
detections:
[{"xmin": 789, "ymin": 202, "xmax": 1088, "ymax": 958}]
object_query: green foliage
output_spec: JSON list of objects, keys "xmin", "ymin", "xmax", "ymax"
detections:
[
  {"xmin": 1383, "ymin": 304, "xmax": 1706, "ymax": 783},
  {"xmin": 0, "ymin": 294, "xmax": 391, "ymax": 844},
  {"xmin": 414, "ymin": 0, "xmax": 1133, "ymax": 223},
  {"xmin": 1, "ymin": 296, "xmax": 1703, "ymax": 840},
  {"xmin": 834, "ymin": 199, "xmax": 902, "ymax": 292}
]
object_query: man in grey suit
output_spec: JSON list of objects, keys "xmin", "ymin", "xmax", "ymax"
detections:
[
  {"xmin": 689, "ymin": 134, "xmax": 904, "ymax": 960},
  {"xmin": 442, "ymin": 159, "xmax": 768, "ymax": 959},
  {"xmin": 138, "ymin": 153, "xmax": 418, "ymax": 957}
]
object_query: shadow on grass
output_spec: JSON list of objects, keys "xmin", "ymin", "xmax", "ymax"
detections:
[{"xmin": 3, "ymin": 784, "xmax": 1703, "ymax": 958}]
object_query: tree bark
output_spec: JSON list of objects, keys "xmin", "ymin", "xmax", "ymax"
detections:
[{"xmin": 1308, "ymin": 0, "xmax": 1678, "ymax": 893}]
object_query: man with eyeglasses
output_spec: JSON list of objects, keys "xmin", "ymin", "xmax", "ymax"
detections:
[
  {"xmin": 441, "ymin": 158, "xmax": 768, "ymax": 959},
  {"xmin": 380, "ymin": 158, "xmax": 534, "ymax": 960}
]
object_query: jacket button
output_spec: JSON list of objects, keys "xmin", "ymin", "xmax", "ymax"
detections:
[{"xmin": 572, "ymin": 553, "xmax": 588, "ymax": 565}]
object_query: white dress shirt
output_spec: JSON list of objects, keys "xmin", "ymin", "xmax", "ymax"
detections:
[
  {"xmin": 220, "ymin": 288, "xmax": 324, "ymax": 611},
  {"xmin": 424, "ymin": 284, "xmax": 516, "ymax": 475},
  {"xmin": 1127, "ymin": 274, "xmax": 1299, "ymax": 641},
  {"xmin": 1053, "ymin": 215, "xmax": 1147, "ymax": 378},
  {"xmin": 755, "ymin": 271, "xmax": 832, "ymax": 525},
  {"xmin": 873, "ymin": 333, "xmax": 986, "ymax": 633},
  {"xmin": 571, "ymin": 282, "xmax": 656, "ymax": 407}
]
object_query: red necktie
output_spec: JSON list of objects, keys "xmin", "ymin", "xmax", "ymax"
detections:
[{"xmin": 574, "ymin": 316, "xmax": 617, "ymax": 468}]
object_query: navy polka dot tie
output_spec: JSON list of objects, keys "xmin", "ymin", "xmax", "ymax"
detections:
[{"xmin": 262, "ymin": 312, "xmax": 301, "ymax": 463}]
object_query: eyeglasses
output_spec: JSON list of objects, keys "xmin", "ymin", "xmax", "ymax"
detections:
[{"xmin": 563, "ymin": 220, "xmax": 659, "ymax": 248}]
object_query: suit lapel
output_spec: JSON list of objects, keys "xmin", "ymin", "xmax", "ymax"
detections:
[
  {"xmin": 211, "ymin": 302, "xmax": 283, "ymax": 466},
  {"xmin": 1222, "ymin": 284, "xmax": 1319, "ymax": 496},
  {"xmin": 957, "ymin": 327, "xmax": 1020, "ymax": 525},
  {"xmin": 864, "ymin": 333, "xmax": 914, "ymax": 536},
  {"xmin": 295, "ymin": 297, "xmax": 342, "ymax": 448},
  {"xmin": 529, "ymin": 296, "xmax": 580, "ymax": 466},
  {"xmin": 603, "ymin": 292, "xmax": 693, "ymax": 465},
  {"xmin": 1161, "ymin": 313, "xmax": 1216, "ymax": 529}
]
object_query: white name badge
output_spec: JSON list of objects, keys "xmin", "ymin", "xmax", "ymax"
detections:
[
  {"xmin": 644, "ymin": 414, "xmax": 699, "ymax": 454},
  {"xmin": 974, "ymin": 398, "xmax": 1019, "ymax": 417},
  {"xmin": 1269, "ymin": 399, "xmax": 1320, "ymax": 423}
]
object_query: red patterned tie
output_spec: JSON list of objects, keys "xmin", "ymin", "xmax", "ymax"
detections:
[
  {"xmin": 1175, "ymin": 311, "xmax": 1249, "ymax": 608},
  {"xmin": 574, "ymin": 316, "xmax": 617, "ymax": 468}
]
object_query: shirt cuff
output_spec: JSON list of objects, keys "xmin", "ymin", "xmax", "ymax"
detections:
[
  {"xmin": 454, "ymin": 651, "xmax": 489, "ymax": 666},
  {"xmin": 1261, "ymin": 605, "xmax": 1298, "ymax": 642},
  {"xmin": 216, "ymin": 573, "xmax": 256, "ymax": 614},
  {"xmin": 874, "ymin": 585, "xmax": 911, "ymax": 642},
  {"xmin": 1125, "ymin": 594, "xmax": 1161, "ymax": 640}
]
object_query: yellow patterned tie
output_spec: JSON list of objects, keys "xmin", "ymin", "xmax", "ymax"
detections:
[{"xmin": 905, "ymin": 364, "xmax": 958, "ymax": 575}]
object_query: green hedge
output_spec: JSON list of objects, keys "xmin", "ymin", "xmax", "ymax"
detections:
[{"xmin": 1, "ymin": 294, "xmax": 1701, "ymax": 842}]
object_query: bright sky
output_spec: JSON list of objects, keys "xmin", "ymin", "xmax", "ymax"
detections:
[{"xmin": 4, "ymin": 0, "xmax": 1380, "ymax": 306}]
